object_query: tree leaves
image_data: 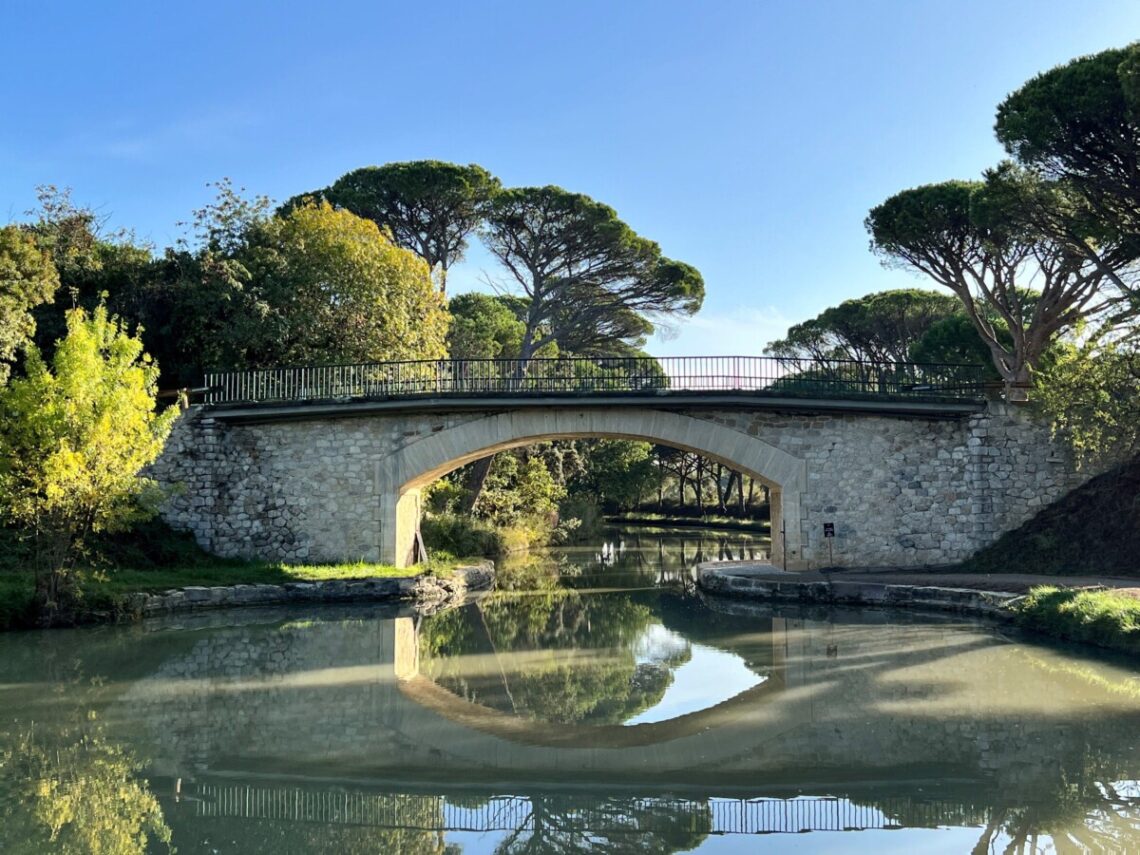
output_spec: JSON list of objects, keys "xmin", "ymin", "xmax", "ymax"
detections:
[
  {"xmin": 482, "ymin": 186, "xmax": 705, "ymax": 359},
  {"xmin": 0, "ymin": 306, "xmax": 178, "ymax": 600},
  {"xmin": 0, "ymin": 226, "xmax": 59, "ymax": 383},
  {"xmin": 293, "ymin": 161, "xmax": 501, "ymax": 294}
]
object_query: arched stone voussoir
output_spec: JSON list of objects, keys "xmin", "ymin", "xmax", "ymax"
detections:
[
  {"xmin": 392, "ymin": 408, "xmax": 805, "ymax": 492},
  {"xmin": 380, "ymin": 408, "xmax": 805, "ymax": 568}
]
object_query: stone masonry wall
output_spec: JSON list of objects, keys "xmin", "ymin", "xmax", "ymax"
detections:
[
  {"xmin": 151, "ymin": 409, "xmax": 480, "ymax": 563},
  {"xmin": 151, "ymin": 401, "xmax": 1088, "ymax": 569},
  {"xmin": 695, "ymin": 401, "xmax": 1087, "ymax": 568}
]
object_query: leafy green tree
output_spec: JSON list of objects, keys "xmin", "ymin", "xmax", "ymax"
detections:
[
  {"xmin": 0, "ymin": 225, "xmax": 59, "ymax": 383},
  {"xmin": 574, "ymin": 440, "xmax": 662, "ymax": 511},
  {"xmin": 764, "ymin": 289, "xmax": 963, "ymax": 364},
  {"xmin": 1036, "ymin": 341, "xmax": 1140, "ymax": 468},
  {"xmin": 233, "ymin": 201, "xmax": 449, "ymax": 366},
  {"xmin": 447, "ymin": 292, "xmax": 527, "ymax": 359},
  {"xmin": 482, "ymin": 186, "xmax": 704, "ymax": 360},
  {"xmin": 0, "ymin": 306, "xmax": 178, "ymax": 608},
  {"xmin": 908, "ymin": 313, "xmax": 1003, "ymax": 377},
  {"xmin": 996, "ymin": 43, "xmax": 1140, "ymax": 248},
  {"xmin": 27, "ymin": 180, "xmax": 273, "ymax": 388},
  {"xmin": 866, "ymin": 174, "xmax": 1122, "ymax": 395},
  {"xmin": 290, "ymin": 161, "xmax": 501, "ymax": 294},
  {"xmin": 22, "ymin": 187, "xmax": 154, "ymax": 361},
  {"xmin": 148, "ymin": 196, "xmax": 450, "ymax": 378},
  {"xmin": 476, "ymin": 449, "xmax": 567, "ymax": 526}
]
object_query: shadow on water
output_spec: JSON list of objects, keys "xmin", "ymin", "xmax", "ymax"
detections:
[{"xmin": 1, "ymin": 525, "xmax": 1139, "ymax": 852}]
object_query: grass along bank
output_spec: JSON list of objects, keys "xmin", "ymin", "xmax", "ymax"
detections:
[
  {"xmin": 1014, "ymin": 585, "xmax": 1140, "ymax": 654},
  {"xmin": 0, "ymin": 518, "xmax": 470, "ymax": 630},
  {"xmin": 0, "ymin": 557, "xmax": 462, "ymax": 631}
]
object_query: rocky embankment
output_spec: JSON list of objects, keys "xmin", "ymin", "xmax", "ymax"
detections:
[{"xmin": 122, "ymin": 562, "xmax": 494, "ymax": 617}]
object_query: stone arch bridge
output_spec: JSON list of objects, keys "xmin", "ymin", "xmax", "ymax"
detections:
[{"xmin": 151, "ymin": 356, "xmax": 1081, "ymax": 570}]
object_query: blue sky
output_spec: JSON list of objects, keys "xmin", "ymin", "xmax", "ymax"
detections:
[{"xmin": 3, "ymin": 1, "xmax": 1138, "ymax": 356}]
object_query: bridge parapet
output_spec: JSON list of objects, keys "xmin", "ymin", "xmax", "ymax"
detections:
[{"xmin": 203, "ymin": 356, "xmax": 987, "ymax": 408}]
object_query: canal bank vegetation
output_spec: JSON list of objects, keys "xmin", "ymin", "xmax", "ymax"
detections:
[
  {"xmin": 1015, "ymin": 586, "xmax": 1140, "ymax": 654},
  {"xmin": 0, "ymin": 301, "xmax": 454, "ymax": 630},
  {"xmin": 0, "ymin": 521, "xmax": 455, "ymax": 630}
]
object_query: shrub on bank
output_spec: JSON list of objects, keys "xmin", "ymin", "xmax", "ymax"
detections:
[
  {"xmin": 1015, "ymin": 586, "xmax": 1140, "ymax": 653},
  {"xmin": 422, "ymin": 513, "xmax": 507, "ymax": 558},
  {"xmin": 421, "ymin": 512, "xmax": 567, "ymax": 558}
]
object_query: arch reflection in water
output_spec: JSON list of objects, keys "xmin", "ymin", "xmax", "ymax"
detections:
[{"xmin": 413, "ymin": 589, "xmax": 773, "ymax": 734}]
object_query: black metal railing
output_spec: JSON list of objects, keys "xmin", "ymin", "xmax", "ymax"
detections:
[{"xmin": 202, "ymin": 356, "xmax": 987, "ymax": 406}]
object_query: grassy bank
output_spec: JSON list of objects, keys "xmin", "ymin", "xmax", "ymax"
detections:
[
  {"xmin": 0, "ymin": 518, "xmax": 471, "ymax": 630},
  {"xmin": 0, "ymin": 558, "xmax": 459, "ymax": 631},
  {"xmin": 1014, "ymin": 585, "xmax": 1140, "ymax": 654}
]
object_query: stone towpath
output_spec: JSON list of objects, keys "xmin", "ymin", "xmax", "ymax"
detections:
[
  {"xmin": 715, "ymin": 564, "xmax": 1140, "ymax": 595},
  {"xmin": 695, "ymin": 561, "xmax": 1140, "ymax": 623}
]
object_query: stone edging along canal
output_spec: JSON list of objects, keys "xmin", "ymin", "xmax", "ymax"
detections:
[
  {"xmin": 120, "ymin": 562, "xmax": 495, "ymax": 617},
  {"xmin": 696, "ymin": 562, "xmax": 1021, "ymax": 621}
]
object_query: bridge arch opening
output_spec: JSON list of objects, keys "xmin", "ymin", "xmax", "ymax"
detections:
[{"xmin": 375, "ymin": 408, "xmax": 806, "ymax": 569}]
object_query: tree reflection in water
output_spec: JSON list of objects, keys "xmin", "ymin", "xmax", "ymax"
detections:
[
  {"xmin": 484, "ymin": 794, "xmax": 711, "ymax": 855},
  {"xmin": 558, "ymin": 524, "xmax": 769, "ymax": 588},
  {"xmin": 0, "ymin": 714, "xmax": 171, "ymax": 855},
  {"xmin": 419, "ymin": 557, "xmax": 688, "ymax": 725}
]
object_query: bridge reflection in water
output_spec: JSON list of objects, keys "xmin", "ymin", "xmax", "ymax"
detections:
[{"xmin": 177, "ymin": 783, "xmax": 991, "ymax": 836}]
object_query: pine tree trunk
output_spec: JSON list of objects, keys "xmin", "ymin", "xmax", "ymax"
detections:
[{"xmin": 459, "ymin": 456, "xmax": 495, "ymax": 514}]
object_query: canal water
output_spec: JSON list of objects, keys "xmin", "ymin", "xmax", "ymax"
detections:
[{"xmin": 2, "ymin": 525, "xmax": 1139, "ymax": 853}]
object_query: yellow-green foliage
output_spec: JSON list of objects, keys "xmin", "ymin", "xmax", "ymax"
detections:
[
  {"xmin": 1016, "ymin": 585, "xmax": 1140, "ymax": 652},
  {"xmin": 0, "ymin": 306, "xmax": 177, "ymax": 590},
  {"xmin": 421, "ymin": 512, "xmax": 506, "ymax": 557},
  {"xmin": 254, "ymin": 201, "xmax": 450, "ymax": 364}
]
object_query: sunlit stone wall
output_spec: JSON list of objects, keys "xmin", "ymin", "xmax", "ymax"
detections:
[
  {"xmin": 694, "ymin": 400, "xmax": 1086, "ymax": 569},
  {"xmin": 151, "ymin": 400, "xmax": 1085, "ymax": 570}
]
